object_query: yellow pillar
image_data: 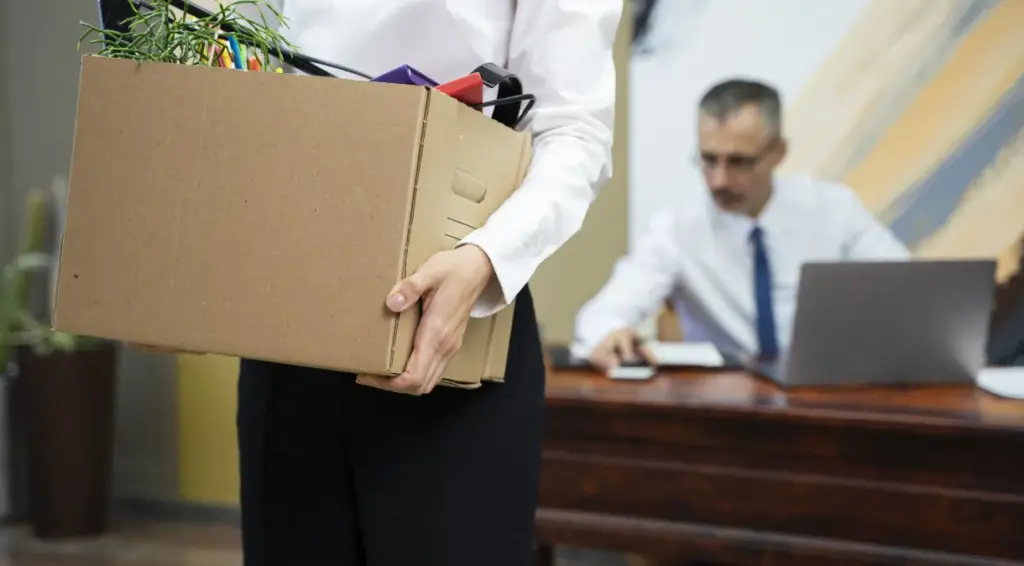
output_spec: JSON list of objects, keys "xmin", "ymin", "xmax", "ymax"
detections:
[{"xmin": 177, "ymin": 354, "xmax": 240, "ymax": 505}]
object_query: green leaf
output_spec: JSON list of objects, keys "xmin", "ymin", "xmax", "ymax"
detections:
[{"xmin": 5, "ymin": 252, "xmax": 52, "ymax": 276}]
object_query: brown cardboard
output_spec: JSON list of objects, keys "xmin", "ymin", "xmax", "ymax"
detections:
[{"xmin": 52, "ymin": 55, "xmax": 532, "ymax": 387}]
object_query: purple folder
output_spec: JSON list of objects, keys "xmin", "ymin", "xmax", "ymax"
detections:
[{"xmin": 372, "ymin": 64, "xmax": 438, "ymax": 87}]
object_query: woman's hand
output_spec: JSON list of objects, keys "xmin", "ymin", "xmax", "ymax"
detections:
[{"xmin": 356, "ymin": 245, "xmax": 495, "ymax": 395}]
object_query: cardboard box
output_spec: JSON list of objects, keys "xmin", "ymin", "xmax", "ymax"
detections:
[{"xmin": 52, "ymin": 55, "xmax": 532, "ymax": 388}]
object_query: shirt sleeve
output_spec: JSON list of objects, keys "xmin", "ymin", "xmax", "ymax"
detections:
[
  {"xmin": 571, "ymin": 211, "xmax": 681, "ymax": 358},
  {"xmin": 456, "ymin": 0, "xmax": 622, "ymax": 318},
  {"xmin": 837, "ymin": 187, "xmax": 913, "ymax": 260}
]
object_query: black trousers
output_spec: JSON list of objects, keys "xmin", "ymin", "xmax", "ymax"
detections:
[{"xmin": 236, "ymin": 288, "xmax": 546, "ymax": 566}]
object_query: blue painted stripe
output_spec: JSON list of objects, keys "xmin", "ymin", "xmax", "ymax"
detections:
[
  {"xmin": 948, "ymin": 0, "xmax": 1002, "ymax": 37},
  {"xmin": 886, "ymin": 73, "xmax": 1024, "ymax": 246},
  {"xmin": 827, "ymin": 0, "xmax": 1000, "ymax": 178}
]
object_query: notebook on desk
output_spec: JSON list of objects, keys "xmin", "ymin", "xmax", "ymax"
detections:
[
  {"xmin": 548, "ymin": 341, "xmax": 744, "ymax": 374},
  {"xmin": 976, "ymin": 367, "xmax": 1024, "ymax": 399},
  {"xmin": 647, "ymin": 341, "xmax": 726, "ymax": 367}
]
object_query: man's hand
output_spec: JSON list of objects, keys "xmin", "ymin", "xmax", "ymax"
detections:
[
  {"xmin": 357, "ymin": 245, "xmax": 494, "ymax": 396},
  {"xmin": 587, "ymin": 328, "xmax": 655, "ymax": 372}
]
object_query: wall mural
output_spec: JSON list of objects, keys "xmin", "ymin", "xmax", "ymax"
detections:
[{"xmin": 629, "ymin": 0, "xmax": 1023, "ymax": 282}]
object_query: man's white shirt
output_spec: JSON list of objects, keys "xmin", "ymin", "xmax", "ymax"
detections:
[{"xmin": 574, "ymin": 175, "xmax": 911, "ymax": 358}]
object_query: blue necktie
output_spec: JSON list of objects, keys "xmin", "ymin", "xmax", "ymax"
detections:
[{"xmin": 750, "ymin": 226, "xmax": 779, "ymax": 359}]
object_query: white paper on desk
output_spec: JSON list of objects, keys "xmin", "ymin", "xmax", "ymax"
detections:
[
  {"xmin": 977, "ymin": 367, "xmax": 1024, "ymax": 399},
  {"xmin": 647, "ymin": 341, "xmax": 724, "ymax": 368}
]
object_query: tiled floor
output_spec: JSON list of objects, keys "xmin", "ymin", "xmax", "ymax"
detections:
[
  {"xmin": 0, "ymin": 518, "xmax": 627, "ymax": 566},
  {"xmin": 0, "ymin": 520, "xmax": 242, "ymax": 566}
]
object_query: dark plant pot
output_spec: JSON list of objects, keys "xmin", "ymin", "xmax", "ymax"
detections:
[
  {"xmin": 18, "ymin": 343, "xmax": 117, "ymax": 539},
  {"xmin": 0, "ymin": 363, "xmax": 32, "ymax": 524}
]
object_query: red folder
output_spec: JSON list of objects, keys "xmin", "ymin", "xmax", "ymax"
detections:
[{"xmin": 436, "ymin": 73, "xmax": 484, "ymax": 107}]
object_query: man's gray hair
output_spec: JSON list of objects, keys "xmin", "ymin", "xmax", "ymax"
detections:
[{"xmin": 698, "ymin": 79, "xmax": 782, "ymax": 136}]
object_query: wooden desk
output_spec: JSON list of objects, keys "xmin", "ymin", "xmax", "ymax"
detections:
[{"xmin": 535, "ymin": 369, "xmax": 1024, "ymax": 565}]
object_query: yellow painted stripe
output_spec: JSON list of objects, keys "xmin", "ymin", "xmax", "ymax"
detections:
[
  {"xmin": 177, "ymin": 354, "xmax": 240, "ymax": 505},
  {"xmin": 998, "ymin": 240, "xmax": 1023, "ymax": 283},
  {"xmin": 994, "ymin": 243, "xmax": 1022, "ymax": 284},
  {"xmin": 843, "ymin": 0, "xmax": 1024, "ymax": 212}
]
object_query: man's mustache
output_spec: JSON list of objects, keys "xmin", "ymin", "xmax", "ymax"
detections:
[{"xmin": 712, "ymin": 188, "xmax": 743, "ymax": 203}]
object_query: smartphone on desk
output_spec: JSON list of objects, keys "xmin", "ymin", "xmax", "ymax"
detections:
[{"xmin": 606, "ymin": 359, "xmax": 656, "ymax": 381}]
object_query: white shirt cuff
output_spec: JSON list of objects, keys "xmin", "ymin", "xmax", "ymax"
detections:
[{"xmin": 456, "ymin": 229, "xmax": 527, "ymax": 318}]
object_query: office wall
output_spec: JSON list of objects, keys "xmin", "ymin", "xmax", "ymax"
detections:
[
  {"xmin": 176, "ymin": 3, "xmax": 634, "ymax": 505},
  {"xmin": 1, "ymin": 0, "xmax": 180, "ymax": 501},
  {"xmin": 530, "ymin": 4, "xmax": 631, "ymax": 343},
  {"xmin": 629, "ymin": 0, "xmax": 1023, "ymax": 279},
  {"xmin": 1, "ymin": 0, "xmax": 12, "ymax": 263}
]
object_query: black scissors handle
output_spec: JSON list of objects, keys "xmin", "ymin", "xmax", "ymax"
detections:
[{"xmin": 471, "ymin": 63, "xmax": 534, "ymax": 130}]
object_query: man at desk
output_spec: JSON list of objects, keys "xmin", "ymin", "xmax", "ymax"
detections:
[{"xmin": 575, "ymin": 78, "xmax": 910, "ymax": 370}]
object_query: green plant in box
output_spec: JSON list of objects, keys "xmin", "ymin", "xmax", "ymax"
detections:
[{"xmin": 78, "ymin": 0, "xmax": 295, "ymax": 69}]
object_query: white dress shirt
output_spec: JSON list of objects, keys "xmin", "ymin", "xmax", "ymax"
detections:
[
  {"xmin": 573, "ymin": 175, "xmax": 912, "ymax": 358},
  {"xmin": 261, "ymin": 0, "xmax": 621, "ymax": 317}
]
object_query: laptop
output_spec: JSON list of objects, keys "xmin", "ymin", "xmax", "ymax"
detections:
[{"xmin": 751, "ymin": 259, "xmax": 996, "ymax": 388}]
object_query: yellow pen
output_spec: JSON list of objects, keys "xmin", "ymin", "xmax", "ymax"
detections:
[
  {"xmin": 214, "ymin": 37, "xmax": 229, "ymax": 68},
  {"xmin": 218, "ymin": 38, "xmax": 233, "ymax": 69}
]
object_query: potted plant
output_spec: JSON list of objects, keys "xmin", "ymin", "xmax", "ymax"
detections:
[
  {"xmin": 0, "ymin": 186, "xmax": 48, "ymax": 525},
  {"xmin": 0, "ymin": 177, "xmax": 117, "ymax": 539}
]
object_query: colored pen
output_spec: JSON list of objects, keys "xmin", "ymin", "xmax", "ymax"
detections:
[
  {"xmin": 227, "ymin": 35, "xmax": 243, "ymax": 70},
  {"xmin": 218, "ymin": 39, "xmax": 232, "ymax": 68}
]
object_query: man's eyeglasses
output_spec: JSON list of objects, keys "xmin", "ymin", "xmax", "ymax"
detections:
[{"xmin": 694, "ymin": 138, "xmax": 779, "ymax": 174}]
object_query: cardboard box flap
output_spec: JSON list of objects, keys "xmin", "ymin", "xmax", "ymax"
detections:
[
  {"xmin": 385, "ymin": 88, "xmax": 455, "ymax": 376},
  {"xmin": 388, "ymin": 90, "xmax": 532, "ymax": 384},
  {"xmin": 443, "ymin": 102, "xmax": 534, "ymax": 234},
  {"xmin": 481, "ymin": 297, "xmax": 518, "ymax": 380}
]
